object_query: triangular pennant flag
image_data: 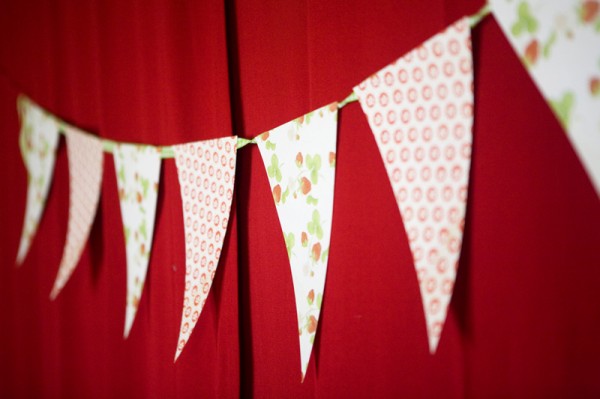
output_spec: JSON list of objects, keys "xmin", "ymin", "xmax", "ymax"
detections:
[
  {"xmin": 490, "ymin": 0, "xmax": 600, "ymax": 196},
  {"xmin": 255, "ymin": 103, "xmax": 338, "ymax": 381},
  {"xmin": 354, "ymin": 18, "xmax": 474, "ymax": 353},
  {"xmin": 172, "ymin": 136, "xmax": 237, "ymax": 361},
  {"xmin": 50, "ymin": 127, "xmax": 104, "ymax": 299},
  {"xmin": 16, "ymin": 96, "xmax": 60, "ymax": 265},
  {"xmin": 113, "ymin": 144, "xmax": 161, "ymax": 338}
]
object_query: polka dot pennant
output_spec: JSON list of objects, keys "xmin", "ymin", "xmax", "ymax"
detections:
[
  {"xmin": 172, "ymin": 136, "xmax": 237, "ymax": 361},
  {"xmin": 16, "ymin": 97, "xmax": 60, "ymax": 266},
  {"xmin": 113, "ymin": 144, "xmax": 162, "ymax": 338},
  {"xmin": 50, "ymin": 126, "xmax": 104, "ymax": 300},
  {"xmin": 255, "ymin": 103, "xmax": 338, "ymax": 381},
  {"xmin": 354, "ymin": 18, "xmax": 474, "ymax": 353}
]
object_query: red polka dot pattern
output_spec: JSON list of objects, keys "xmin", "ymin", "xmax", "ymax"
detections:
[
  {"xmin": 354, "ymin": 18, "xmax": 473, "ymax": 353},
  {"xmin": 51, "ymin": 126, "xmax": 104, "ymax": 300},
  {"xmin": 172, "ymin": 136, "xmax": 237, "ymax": 361}
]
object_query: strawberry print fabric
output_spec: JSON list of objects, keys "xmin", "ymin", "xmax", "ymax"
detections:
[
  {"xmin": 51, "ymin": 127, "xmax": 104, "ymax": 299},
  {"xmin": 16, "ymin": 96, "xmax": 60, "ymax": 265},
  {"xmin": 354, "ymin": 18, "xmax": 474, "ymax": 353},
  {"xmin": 172, "ymin": 136, "xmax": 237, "ymax": 361},
  {"xmin": 255, "ymin": 103, "xmax": 338, "ymax": 381},
  {"xmin": 114, "ymin": 144, "xmax": 161, "ymax": 338},
  {"xmin": 491, "ymin": 0, "xmax": 600, "ymax": 195}
]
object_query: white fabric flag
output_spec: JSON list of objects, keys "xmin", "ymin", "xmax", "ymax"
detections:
[
  {"xmin": 114, "ymin": 144, "xmax": 162, "ymax": 338},
  {"xmin": 354, "ymin": 18, "xmax": 474, "ymax": 353},
  {"xmin": 255, "ymin": 103, "xmax": 338, "ymax": 381},
  {"xmin": 491, "ymin": 0, "xmax": 600, "ymax": 196},
  {"xmin": 50, "ymin": 127, "xmax": 104, "ymax": 299},
  {"xmin": 16, "ymin": 96, "xmax": 60, "ymax": 265},
  {"xmin": 172, "ymin": 136, "xmax": 237, "ymax": 361}
]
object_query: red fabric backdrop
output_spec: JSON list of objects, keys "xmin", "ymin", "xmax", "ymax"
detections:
[{"xmin": 1, "ymin": 0, "xmax": 599, "ymax": 397}]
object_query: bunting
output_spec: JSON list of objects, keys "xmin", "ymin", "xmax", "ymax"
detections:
[
  {"xmin": 114, "ymin": 144, "xmax": 162, "ymax": 338},
  {"xmin": 490, "ymin": 0, "xmax": 600, "ymax": 195},
  {"xmin": 172, "ymin": 137, "xmax": 237, "ymax": 361},
  {"xmin": 16, "ymin": 97, "xmax": 60, "ymax": 265},
  {"xmin": 255, "ymin": 103, "xmax": 338, "ymax": 381},
  {"xmin": 50, "ymin": 126, "xmax": 104, "ymax": 300},
  {"xmin": 11, "ymin": 2, "xmax": 600, "ymax": 383},
  {"xmin": 354, "ymin": 18, "xmax": 474, "ymax": 353}
]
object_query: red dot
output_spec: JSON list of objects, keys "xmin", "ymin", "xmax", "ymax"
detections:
[
  {"xmin": 370, "ymin": 74, "xmax": 380, "ymax": 87},
  {"xmin": 393, "ymin": 89, "xmax": 404, "ymax": 104},
  {"xmin": 422, "ymin": 85, "xmax": 433, "ymax": 101},
  {"xmin": 400, "ymin": 148, "xmax": 410, "ymax": 162},
  {"xmin": 373, "ymin": 112, "xmax": 383, "ymax": 126},
  {"xmin": 408, "ymin": 88, "xmax": 417, "ymax": 103},
  {"xmin": 398, "ymin": 69, "xmax": 408, "ymax": 83},
  {"xmin": 394, "ymin": 129, "xmax": 404, "ymax": 143},
  {"xmin": 437, "ymin": 84, "xmax": 448, "ymax": 99},
  {"xmin": 438, "ymin": 124, "xmax": 449, "ymax": 140},
  {"xmin": 381, "ymin": 130, "xmax": 390, "ymax": 144},
  {"xmin": 401, "ymin": 110, "xmax": 410, "ymax": 123},
  {"xmin": 387, "ymin": 110, "xmax": 397, "ymax": 124},
  {"xmin": 443, "ymin": 61, "xmax": 455, "ymax": 77},
  {"xmin": 384, "ymin": 72, "xmax": 394, "ymax": 86},
  {"xmin": 386, "ymin": 149, "xmax": 396, "ymax": 163},
  {"xmin": 366, "ymin": 94, "xmax": 375, "ymax": 108},
  {"xmin": 379, "ymin": 93, "xmax": 389, "ymax": 106},
  {"xmin": 460, "ymin": 57, "xmax": 471, "ymax": 74},
  {"xmin": 428, "ymin": 64, "xmax": 439, "ymax": 79},
  {"xmin": 433, "ymin": 41, "xmax": 443, "ymax": 57},
  {"xmin": 421, "ymin": 166, "xmax": 431, "ymax": 181},
  {"xmin": 417, "ymin": 45, "xmax": 428, "ymax": 60},
  {"xmin": 418, "ymin": 207, "xmax": 428, "ymax": 221},
  {"xmin": 414, "ymin": 147, "xmax": 425, "ymax": 161},
  {"xmin": 430, "ymin": 105, "xmax": 441, "ymax": 120},
  {"xmin": 427, "ymin": 187, "xmax": 437, "ymax": 202},
  {"xmin": 413, "ymin": 67, "xmax": 424, "ymax": 82},
  {"xmin": 446, "ymin": 103, "xmax": 457, "ymax": 119},
  {"xmin": 445, "ymin": 145, "xmax": 456, "ymax": 160},
  {"xmin": 412, "ymin": 187, "xmax": 422, "ymax": 202}
]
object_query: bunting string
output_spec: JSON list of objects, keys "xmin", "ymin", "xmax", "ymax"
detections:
[
  {"xmin": 17, "ymin": 1, "xmax": 600, "ymax": 383},
  {"xmin": 15, "ymin": 3, "xmax": 491, "ymax": 162}
]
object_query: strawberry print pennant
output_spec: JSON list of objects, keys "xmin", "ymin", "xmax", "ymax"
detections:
[
  {"xmin": 50, "ymin": 127, "xmax": 104, "ymax": 300},
  {"xmin": 491, "ymin": 0, "xmax": 600, "ymax": 196},
  {"xmin": 354, "ymin": 18, "xmax": 474, "ymax": 353},
  {"xmin": 255, "ymin": 103, "xmax": 338, "ymax": 381},
  {"xmin": 172, "ymin": 136, "xmax": 237, "ymax": 361},
  {"xmin": 16, "ymin": 96, "xmax": 60, "ymax": 265},
  {"xmin": 114, "ymin": 144, "xmax": 161, "ymax": 338}
]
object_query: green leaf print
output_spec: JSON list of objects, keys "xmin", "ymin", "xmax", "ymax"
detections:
[
  {"xmin": 306, "ymin": 195, "xmax": 318, "ymax": 206},
  {"xmin": 511, "ymin": 2, "xmax": 538, "ymax": 37},
  {"xmin": 285, "ymin": 232, "xmax": 295, "ymax": 257},
  {"xmin": 542, "ymin": 32, "xmax": 556, "ymax": 58},
  {"xmin": 265, "ymin": 140, "xmax": 276, "ymax": 151},
  {"xmin": 320, "ymin": 248, "xmax": 329, "ymax": 263},
  {"xmin": 267, "ymin": 154, "xmax": 282, "ymax": 182},
  {"xmin": 550, "ymin": 92, "xmax": 575, "ymax": 129},
  {"xmin": 316, "ymin": 293, "xmax": 322, "ymax": 309},
  {"xmin": 307, "ymin": 210, "xmax": 323, "ymax": 240},
  {"xmin": 118, "ymin": 165, "xmax": 126, "ymax": 185},
  {"xmin": 124, "ymin": 226, "xmax": 131, "ymax": 244},
  {"xmin": 305, "ymin": 154, "xmax": 322, "ymax": 184},
  {"xmin": 282, "ymin": 187, "xmax": 290, "ymax": 204},
  {"xmin": 141, "ymin": 177, "xmax": 150, "ymax": 198},
  {"xmin": 139, "ymin": 219, "xmax": 148, "ymax": 241}
]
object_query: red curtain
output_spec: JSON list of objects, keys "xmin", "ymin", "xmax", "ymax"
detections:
[{"xmin": 1, "ymin": 1, "xmax": 599, "ymax": 397}]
